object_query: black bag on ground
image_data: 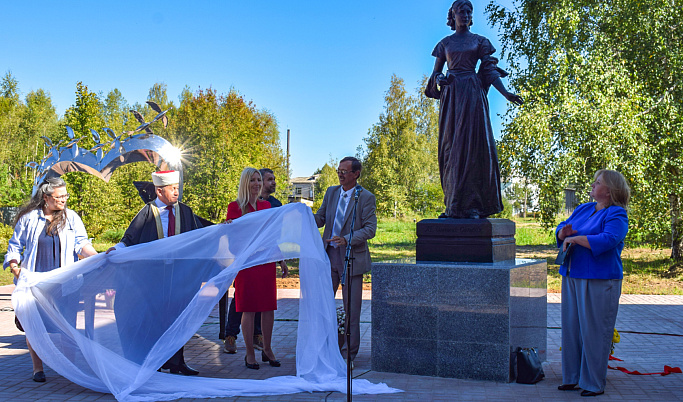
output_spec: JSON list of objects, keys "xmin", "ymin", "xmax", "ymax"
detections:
[
  {"xmin": 15, "ymin": 315, "xmax": 24, "ymax": 332},
  {"xmin": 516, "ymin": 347, "xmax": 545, "ymax": 384}
]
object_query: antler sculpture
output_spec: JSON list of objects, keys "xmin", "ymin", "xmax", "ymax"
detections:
[{"xmin": 27, "ymin": 104, "xmax": 184, "ymax": 197}]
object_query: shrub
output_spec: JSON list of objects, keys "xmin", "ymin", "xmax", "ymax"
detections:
[{"xmin": 99, "ymin": 228, "xmax": 126, "ymax": 243}]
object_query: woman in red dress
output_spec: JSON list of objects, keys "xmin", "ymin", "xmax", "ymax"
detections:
[{"xmin": 226, "ymin": 167, "xmax": 281, "ymax": 369}]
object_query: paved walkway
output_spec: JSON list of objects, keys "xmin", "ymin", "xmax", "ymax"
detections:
[{"xmin": 0, "ymin": 285, "xmax": 681, "ymax": 401}]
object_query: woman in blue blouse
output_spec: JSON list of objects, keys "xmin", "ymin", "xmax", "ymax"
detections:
[
  {"xmin": 4, "ymin": 177, "xmax": 97, "ymax": 383},
  {"xmin": 556, "ymin": 170, "xmax": 630, "ymax": 397}
]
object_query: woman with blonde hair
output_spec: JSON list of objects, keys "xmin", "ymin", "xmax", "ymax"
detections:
[
  {"xmin": 556, "ymin": 169, "xmax": 630, "ymax": 396},
  {"xmin": 225, "ymin": 167, "xmax": 285, "ymax": 369}
]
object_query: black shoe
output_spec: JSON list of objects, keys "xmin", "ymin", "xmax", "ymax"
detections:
[
  {"xmin": 261, "ymin": 351, "xmax": 281, "ymax": 367},
  {"xmin": 32, "ymin": 371, "xmax": 46, "ymax": 382},
  {"xmin": 161, "ymin": 362, "xmax": 199, "ymax": 376},
  {"xmin": 581, "ymin": 390, "xmax": 604, "ymax": 397},
  {"xmin": 175, "ymin": 362, "xmax": 199, "ymax": 376},
  {"xmin": 245, "ymin": 356, "xmax": 260, "ymax": 370},
  {"xmin": 558, "ymin": 384, "xmax": 579, "ymax": 391}
]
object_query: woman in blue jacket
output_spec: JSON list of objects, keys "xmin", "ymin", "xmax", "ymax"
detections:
[
  {"xmin": 4, "ymin": 177, "xmax": 97, "ymax": 383},
  {"xmin": 556, "ymin": 169, "xmax": 630, "ymax": 397}
]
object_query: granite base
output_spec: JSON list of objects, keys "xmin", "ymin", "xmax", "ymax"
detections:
[
  {"xmin": 416, "ymin": 218, "xmax": 516, "ymax": 263},
  {"xmin": 371, "ymin": 258, "xmax": 547, "ymax": 382}
]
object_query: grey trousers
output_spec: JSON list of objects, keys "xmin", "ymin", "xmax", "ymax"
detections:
[
  {"xmin": 561, "ymin": 276, "xmax": 621, "ymax": 393},
  {"xmin": 328, "ymin": 246, "xmax": 363, "ymax": 362}
]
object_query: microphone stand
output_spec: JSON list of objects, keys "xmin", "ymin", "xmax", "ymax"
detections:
[{"xmin": 341, "ymin": 185, "xmax": 361, "ymax": 401}]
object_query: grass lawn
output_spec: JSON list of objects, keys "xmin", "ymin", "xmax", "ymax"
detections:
[
  {"xmin": 2, "ymin": 219, "xmax": 682, "ymax": 295},
  {"xmin": 366, "ymin": 217, "xmax": 682, "ymax": 295}
]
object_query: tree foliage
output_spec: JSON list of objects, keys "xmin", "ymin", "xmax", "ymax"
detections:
[
  {"xmin": 176, "ymin": 88, "xmax": 286, "ymax": 221},
  {"xmin": 487, "ymin": 0, "xmax": 683, "ymax": 257},
  {"xmin": 312, "ymin": 162, "xmax": 338, "ymax": 212},
  {"xmin": 0, "ymin": 72, "xmax": 59, "ymax": 206},
  {"xmin": 504, "ymin": 179, "xmax": 536, "ymax": 218},
  {"xmin": 1, "ymin": 75, "xmax": 288, "ymax": 236},
  {"xmin": 359, "ymin": 75, "xmax": 443, "ymax": 218}
]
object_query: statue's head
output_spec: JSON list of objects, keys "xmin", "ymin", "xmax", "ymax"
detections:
[{"xmin": 447, "ymin": 0, "xmax": 474, "ymax": 30}]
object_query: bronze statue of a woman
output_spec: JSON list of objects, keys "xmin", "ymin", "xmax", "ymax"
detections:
[{"xmin": 426, "ymin": 0, "xmax": 522, "ymax": 219}]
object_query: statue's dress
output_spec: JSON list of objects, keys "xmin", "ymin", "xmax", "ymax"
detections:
[{"xmin": 426, "ymin": 33, "xmax": 506, "ymax": 218}]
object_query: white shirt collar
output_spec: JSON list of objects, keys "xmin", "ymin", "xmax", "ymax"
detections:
[
  {"xmin": 339, "ymin": 186, "xmax": 354, "ymax": 200},
  {"xmin": 155, "ymin": 197, "xmax": 171, "ymax": 209}
]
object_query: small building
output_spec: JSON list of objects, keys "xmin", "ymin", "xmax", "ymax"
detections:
[{"xmin": 289, "ymin": 174, "xmax": 319, "ymax": 206}]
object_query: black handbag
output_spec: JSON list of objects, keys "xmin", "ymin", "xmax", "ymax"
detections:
[
  {"xmin": 516, "ymin": 347, "xmax": 545, "ymax": 384},
  {"xmin": 555, "ymin": 243, "xmax": 574, "ymax": 266},
  {"xmin": 15, "ymin": 315, "xmax": 24, "ymax": 332}
]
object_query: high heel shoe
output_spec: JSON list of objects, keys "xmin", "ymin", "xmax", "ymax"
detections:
[
  {"xmin": 32, "ymin": 371, "xmax": 46, "ymax": 382},
  {"xmin": 261, "ymin": 351, "xmax": 281, "ymax": 367},
  {"xmin": 244, "ymin": 356, "xmax": 260, "ymax": 370}
]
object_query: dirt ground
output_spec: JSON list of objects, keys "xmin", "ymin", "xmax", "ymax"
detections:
[{"xmin": 516, "ymin": 244, "xmax": 558, "ymax": 260}]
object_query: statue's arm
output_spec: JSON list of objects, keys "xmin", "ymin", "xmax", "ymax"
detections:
[
  {"xmin": 433, "ymin": 57, "xmax": 448, "ymax": 85},
  {"xmin": 432, "ymin": 57, "xmax": 446, "ymax": 75},
  {"xmin": 492, "ymin": 77, "xmax": 523, "ymax": 105},
  {"xmin": 425, "ymin": 57, "xmax": 448, "ymax": 99}
]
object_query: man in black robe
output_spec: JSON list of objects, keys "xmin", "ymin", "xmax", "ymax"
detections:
[{"xmin": 107, "ymin": 170, "xmax": 201, "ymax": 375}]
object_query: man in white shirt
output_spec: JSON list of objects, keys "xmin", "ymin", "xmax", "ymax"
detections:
[{"xmin": 313, "ymin": 157, "xmax": 377, "ymax": 367}]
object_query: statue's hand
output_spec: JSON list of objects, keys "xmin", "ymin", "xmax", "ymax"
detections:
[
  {"xmin": 437, "ymin": 73, "xmax": 448, "ymax": 87},
  {"xmin": 506, "ymin": 92, "xmax": 524, "ymax": 106}
]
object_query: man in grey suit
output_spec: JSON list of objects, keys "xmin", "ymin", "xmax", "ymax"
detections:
[{"xmin": 314, "ymin": 156, "xmax": 377, "ymax": 366}]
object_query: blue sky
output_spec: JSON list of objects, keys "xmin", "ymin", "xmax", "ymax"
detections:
[{"xmin": 1, "ymin": 0, "xmax": 516, "ymax": 178}]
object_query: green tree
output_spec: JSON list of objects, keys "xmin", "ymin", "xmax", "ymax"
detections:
[
  {"xmin": 1, "ymin": 76, "xmax": 289, "ymax": 237},
  {"xmin": 361, "ymin": 75, "xmax": 442, "ymax": 217},
  {"xmin": 0, "ymin": 71, "xmax": 19, "ymax": 102},
  {"xmin": 60, "ymin": 82, "xmax": 149, "ymax": 236},
  {"xmin": 412, "ymin": 75, "xmax": 443, "ymax": 216},
  {"xmin": 0, "ymin": 71, "xmax": 25, "ymax": 206},
  {"xmin": 103, "ymin": 88, "xmax": 129, "ymax": 134},
  {"xmin": 147, "ymin": 82, "xmax": 172, "ymax": 110},
  {"xmin": 504, "ymin": 178, "xmax": 536, "ymax": 218},
  {"xmin": 175, "ymin": 88, "xmax": 286, "ymax": 221},
  {"xmin": 312, "ymin": 162, "xmax": 338, "ymax": 212},
  {"xmin": 0, "ymin": 73, "xmax": 60, "ymax": 206},
  {"xmin": 488, "ymin": 0, "xmax": 683, "ymax": 260}
]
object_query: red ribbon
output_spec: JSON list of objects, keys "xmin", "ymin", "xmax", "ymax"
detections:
[{"xmin": 608, "ymin": 355, "xmax": 682, "ymax": 376}]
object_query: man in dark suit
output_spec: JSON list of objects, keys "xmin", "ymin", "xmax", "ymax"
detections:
[
  {"xmin": 259, "ymin": 168, "xmax": 289, "ymax": 277},
  {"xmin": 314, "ymin": 157, "xmax": 376, "ymax": 366},
  {"xmin": 259, "ymin": 168, "xmax": 283, "ymax": 207},
  {"xmin": 107, "ymin": 170, "xmax": 201, "ymax": 376}
]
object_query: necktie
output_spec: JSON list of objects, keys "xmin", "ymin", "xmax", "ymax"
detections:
[
  {"xmin": 332, "ymin": 193, "xmax": 348, "ymax": 238},
  {"xmin": 166, "ymin": 205, "xmax": 175, "ymax": 237}
]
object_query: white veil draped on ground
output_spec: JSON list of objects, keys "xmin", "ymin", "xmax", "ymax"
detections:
[{"xmin": 12, "ymin": 203, "xmax": 400, "ymax": 401}]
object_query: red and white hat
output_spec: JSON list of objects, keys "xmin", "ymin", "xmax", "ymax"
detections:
[{"xmin": 152, "ymin": 170, "xmax": 179, "ymax": 187}]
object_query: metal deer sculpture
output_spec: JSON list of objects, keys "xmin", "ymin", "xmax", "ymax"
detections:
[{"xmin": 26, "ymin": 102, "xmax": 184, "ymax": 197}]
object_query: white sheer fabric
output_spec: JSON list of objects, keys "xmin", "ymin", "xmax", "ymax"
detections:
[{"xmin": 12, "ymin": 203, "xmax": 400, "ymax": 401}]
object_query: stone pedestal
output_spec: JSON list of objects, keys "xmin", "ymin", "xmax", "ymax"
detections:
[
  {"xmin": 371, "ymin": 258, "xmax": 547, "ymax": 382},
  {"xmin": 416, "ymin": 218, "xmax": 515, "ymax": 263}
]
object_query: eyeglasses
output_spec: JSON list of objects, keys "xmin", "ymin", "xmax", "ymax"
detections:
[
  {"xmin": 337, "ymin": 170, "xmax": 355, "ymax": 175},
  {"xmin": 50, "ymin": 194, "xmax": 69, "ymax": 201}
]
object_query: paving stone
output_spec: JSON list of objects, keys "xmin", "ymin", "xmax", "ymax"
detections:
[{"xmin": 1, "ymin": 285, "xmax": 681, "ymax": 401}]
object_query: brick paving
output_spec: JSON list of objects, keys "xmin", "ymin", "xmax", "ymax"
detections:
[{"xmin": 1, "ymin": 285, "xmax": 681, "ymax": 401}]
